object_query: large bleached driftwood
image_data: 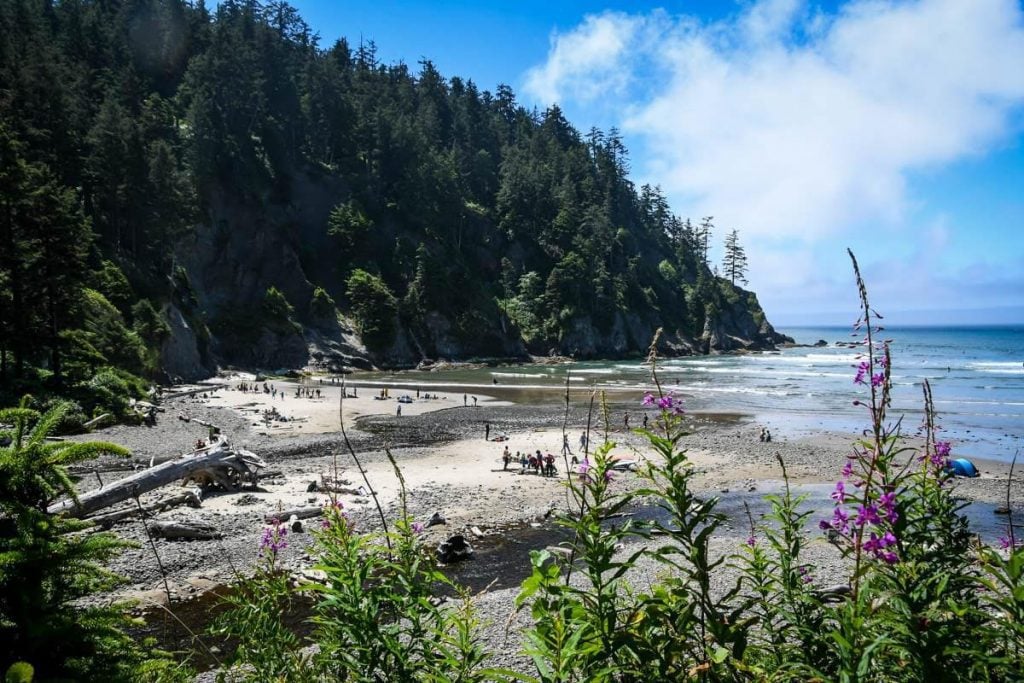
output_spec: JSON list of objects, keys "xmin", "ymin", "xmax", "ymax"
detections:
[{"xmin": 48, "ymin": 444, "xmax": 266, "ymax": 518}]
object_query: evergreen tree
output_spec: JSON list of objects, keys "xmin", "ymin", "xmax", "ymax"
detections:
[
  {"xmin": 0, "ymin": 399, "xmax": 143, "ymax": 680},
  {"xmin": 722, "ymin": 229, "xmax": 749, "ymax": 286},
  {"xmin": 696, "ymin": 216, "xmax": 714, "ymax": 267}
]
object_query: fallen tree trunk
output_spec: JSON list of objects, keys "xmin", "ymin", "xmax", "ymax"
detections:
[
  {"xmin": 264, "ymin": 506, "xmax": 324, "ymax": 523},
  {"xmin": 88, "ymin": 487, "xmax": 203, "ymax": 528},
  {"xmin": 162, "ymin": 384, "xmax": 227, "ymax": 400},
  {"xmin": 48, "ymin": 444, "xmax": 265, "ymax": 518}
]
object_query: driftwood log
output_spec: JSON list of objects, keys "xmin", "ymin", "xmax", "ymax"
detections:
[
  {"xmin": 149, "ymin": 520, "xmax": 221, "ymax": 540},
  {"xmin": 264, "ymin": 506, "xmax": 324, "ymax": 523},
  {"xmin": 48, "ymin": 444, "xmax": 266, "ymax": 518},
  {"xmin": 162, "ymin": 384, "xmax": 227, "ymax": 400},
  {"xmin": 88, "ymin": 487, "xmax": 203, "ymax": 529}
]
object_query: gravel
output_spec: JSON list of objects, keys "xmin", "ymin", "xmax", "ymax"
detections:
[{"xmin": 62, "ymin": 393, "xmax": 1020, "ymax": 677}]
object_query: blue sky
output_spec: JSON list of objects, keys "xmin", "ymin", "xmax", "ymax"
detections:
[{"xmin": 290, "ymin": 0, "xmax": 1024, "ymax": 327}]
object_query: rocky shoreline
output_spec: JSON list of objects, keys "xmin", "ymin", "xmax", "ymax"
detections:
[{"xmin": 65, "ymin": 387, "xmax": 1021, "ymax": 675}]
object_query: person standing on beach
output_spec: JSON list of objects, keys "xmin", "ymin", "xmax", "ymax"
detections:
[
  {"xmin": 502, "ymin": 447, "xmax": 511, "ymax": 470},
  {"xmin": 562, "ymin": 434, "xmax": 572, "ymax": 456},
  {"xmin": 396, "ymin": 404, "xmax": 401, "ymax": 417},
  {"xmin": 464, "ymin": 393, "xmax": 467, "ymax": 406},
  {"xmin": 472, "ymin": 396, "xmax": 478, "ymax": 407},
  {"xmin": 485, "ymin": 422, "xmax": 490, "ymax": 441},
  {"xmin": 624, "ymin": 413, "xmax": 630, "ymax": 430}
]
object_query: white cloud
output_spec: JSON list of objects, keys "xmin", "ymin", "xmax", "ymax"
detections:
[
  {"xmin": 523, "ymin": 12, "xmax": 647, "ymax": 104},
  {"xmin": 522, "ymin": 0, "xmax": 1024, "ymax": 321}
]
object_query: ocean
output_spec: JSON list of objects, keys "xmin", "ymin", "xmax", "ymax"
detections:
[{"xmin": 361, "ymin": 326, "xmax": 1024, "ymax": 463}]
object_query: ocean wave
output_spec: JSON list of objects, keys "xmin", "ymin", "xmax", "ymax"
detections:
[{"xmin": 967, "ymin": 362, "xmax": 1024, "ymax": 375}]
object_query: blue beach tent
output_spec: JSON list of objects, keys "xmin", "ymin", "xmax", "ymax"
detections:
[{"xmin": 948, "ymin": 458, "xmax": 980, "ymax": 478}]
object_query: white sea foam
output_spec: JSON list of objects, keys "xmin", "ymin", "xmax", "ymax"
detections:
[{"xmin": 968, "ymin": 362, "xmax": 1024, "ymax": 375}]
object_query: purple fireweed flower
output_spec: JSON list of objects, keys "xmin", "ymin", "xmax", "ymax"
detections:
[
  {"xmin": 577, "ymin": 458, "xmax": 591, "ymax": 483},
  {"xmin": 879, "ymin": 491, "xmax": 899, "ymax": 523},
  {"xmin": 603, "ymin": 470, "xmax": 616, "ymax": 483},
  {"xmin": 411, "ymin": 521, "xmax": 424, "ymax": 534},
  {"xmin": 854, "ymin": 361, "xmax": 870, "ymax": 385},
  {"xmin": 841, "ymin": 461, "xmax": 854, "ymax": 479},
  {"xmin": 854, "ymin": 503, "xmax": 881, "ymax": 527},
  {"xmin": 819, "ymin": 519, "xmax": 832, "ymax": 531},
  {"xmin": 871, "ymin": 372, "xmax": 885, "ymax": 387},
  {"xmin": 998, "ymin": 536, "xmax": 1022, "ymax": 550},
  {"xmin": 260, "ymin": 522, "xmax": 288, "ymax": 556},
  {"xmin": 935, "ymin": 441, "xmax": 951, "ymax": 458},
  {"xmin": 863, "ymin": 532, "xmax": 882, "ymax": 553},
  {"xmin": 882, "ymin": 531, "xmax": 897, "ymax": 547},
  {"xmin": 831, "ymin": 507, "xmax": 850, "ymax": 533},
  {"xmin": 798, "ymin": 566, "xmax": 813, "ymax": 584},
  {"xmin": 880, "ymin": 551, "xmax": 899, "ymax": 564},
  {"xmin": 831, "ymin": 481, "xmax": 846, "ymax": 504},
  {"xmin": 746, "ymin": 535, "xmax": 757, "ymax": 547},
  {"xmin": 642, "ymin": 392, "xmax": 655, "ymax": 406}
]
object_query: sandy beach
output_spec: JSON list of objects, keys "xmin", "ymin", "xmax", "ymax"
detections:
[{"xmin": 65, "ymin": 374, "xmax": 1023, "ymax": 674}]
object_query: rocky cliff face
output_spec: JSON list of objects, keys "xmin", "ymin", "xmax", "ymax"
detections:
[{"xmin": 160, "ymin": 175, "xmax": 790, "ymax": 379}]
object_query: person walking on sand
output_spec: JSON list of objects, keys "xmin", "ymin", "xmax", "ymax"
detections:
[
  {"xmin": 624, "ymin": 413, "xmax": 630, "ymax": 430},
  {"xmin": 485, "ymin": 422, "xmax": 490, "ymax": 441},
  {"xmin": 520, "ymin": 451, "xmax": 528, "ymax": 473},
  {"xmin": 464, "ymin": 393, "xmax": 468, "ymax": 407},
  {"xmin": 396, "ymin": 404, "xmax": 401, "ymax": 417},
  {"xmin": 642, "ymin": 414, "xmax": 648, "ymax": 429},
  {"xmin": 472, "ymin": 395, "xmax": 478, "ymax": 407},
  {"xmin": 562, "ymin": 434, "xmax": 572, "ymax": 456},
  {"xmin": 502, "ymin": 446, "xmax": 511, "ymax": 470}
]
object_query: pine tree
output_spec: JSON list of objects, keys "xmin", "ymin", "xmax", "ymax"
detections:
[
  {"xmin": 722, "ymin": 228, "xmax": 749, "ymax": 286},
  {"xmin": 696, "ymin": 216, "xmax": 714, "ymax": 267}
]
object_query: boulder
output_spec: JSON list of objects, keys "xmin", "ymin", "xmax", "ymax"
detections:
[{"xmin": 436, "ymin": 534, "xmax": 474, "ymax": 564}]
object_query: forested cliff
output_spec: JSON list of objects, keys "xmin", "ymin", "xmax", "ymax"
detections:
[{"xmin": 0, "ymin": 0, "xmax": 790, "ymax": 397}]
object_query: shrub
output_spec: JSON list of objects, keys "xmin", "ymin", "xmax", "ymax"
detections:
[
  {"xmin": 310, "ymin": 286, "xmax": 337, "ymax": 320},
  {"xmin": 0, "ymin": 399, "xmax": 144, "ymax": 680},
  {"xmin": 345, "ymin": 269, "xmax": 398, "ymax": 349},
  {"xmin": 263, "ymin": 286, "xmax": 301, "ymax": 334}
]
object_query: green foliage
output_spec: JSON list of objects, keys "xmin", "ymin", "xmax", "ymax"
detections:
[
  {"xmin": 0, "ymin": 399, "xmax": 146, "ymax": 680},
  {"xmin": 79, "ymin": 289, "xmax": 147, "ymax": 375},
  {"xmin": 262, "ymin": 286, "xmax": 301, "ymax": 334},
  {"xmin": 657, "ymin": 259, "xmax": 678, "ymax": 285},
  {"xmin": 131, "ymin": 299, "xmax": 171, "ymax": 346},
  {"xmin": 346, "ymin": 269, "xmax": 398, "ymax": 349},
  {"xmin": 4, "ymin": 661, "xmax": 33, "ymax": 683},
  {"xmin": 213, "ymin": 462, "xmax": 494, "ymax": 682},
  {"xmin": 0, "ymin": 0, "xmax": 758, "ymax": 370},
  {"xmin": 91, "ymin": 261, "xmax": 135, "ymax": 315},
  {"xmin": 310, "ymin": 286, "xmax": 337, "ymax": 320},
  {"xmin": 327, "ymin": 200, "xmax": 374, "ymax": 254}
]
